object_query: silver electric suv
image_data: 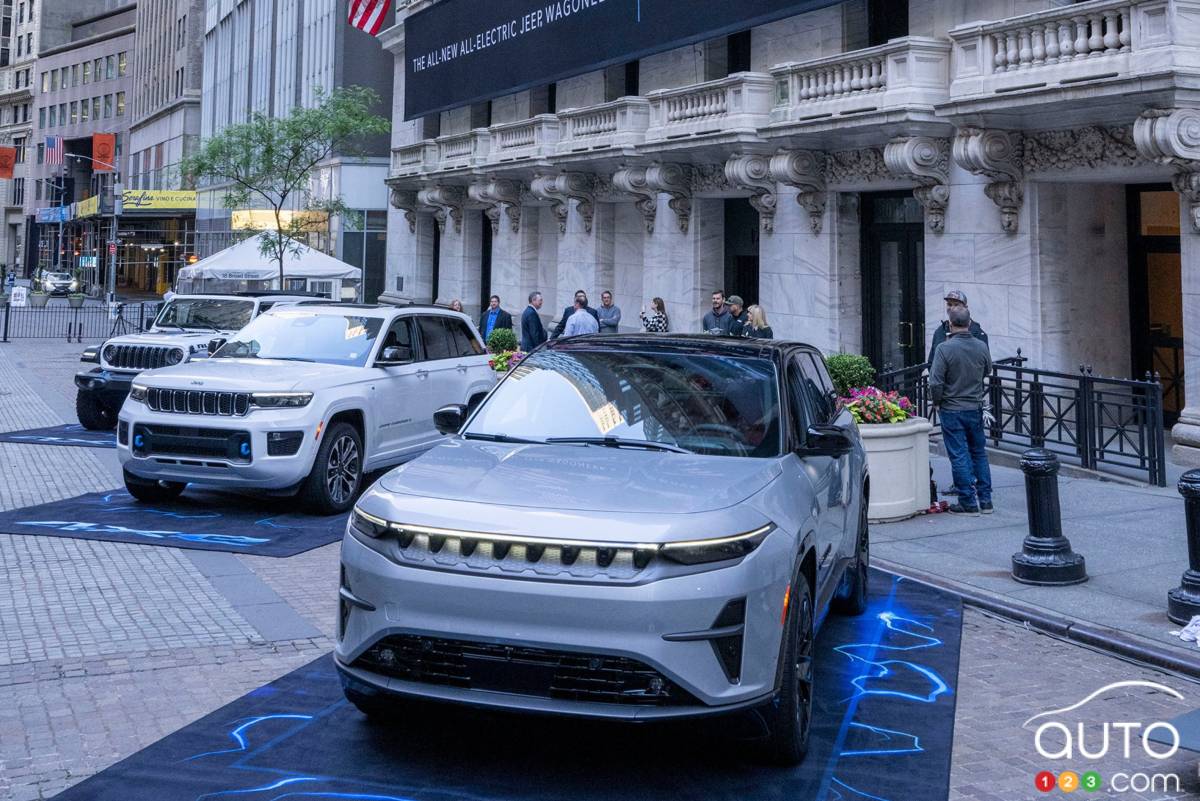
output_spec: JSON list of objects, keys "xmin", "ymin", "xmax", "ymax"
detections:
[{"xmin": 337, "ymin": 335, "xmax": 870, "ymax": 764}]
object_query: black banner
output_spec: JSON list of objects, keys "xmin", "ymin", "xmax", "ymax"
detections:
[{"xmin": 404, "ymin": 0, "xmax": 838, "ymax": 120}]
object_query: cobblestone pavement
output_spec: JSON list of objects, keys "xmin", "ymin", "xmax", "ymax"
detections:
[{"xmin": 1, "ymin": 341, "xmax": 1199, "ymax": 801}]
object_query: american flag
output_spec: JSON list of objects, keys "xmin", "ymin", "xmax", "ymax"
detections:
[
  {"xmin": 45, "ymin": 135, "xmax": 63, "ymax": 166},
  {"xmin": 348, "ymin": 0, "xmax": 391, "ymax": 36}
]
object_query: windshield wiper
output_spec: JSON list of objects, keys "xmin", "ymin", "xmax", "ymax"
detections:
[
  {"xmin": 266, "ymin": 356, "xmax": 315, "ymax": 362},
  {"xmin": 545, "ymin": 436, "xmax": 688, "ymax": 454},
  {"xmin": 185, "ymin": 320, "xmax": 221, "ymax": 333},
  {"xmin": 155, "ymin": 323, "xmax": 185, "ymax": 332},
  {"xmin": 462, "ymin": 432, "xmax": 544, "ymax": 445}
]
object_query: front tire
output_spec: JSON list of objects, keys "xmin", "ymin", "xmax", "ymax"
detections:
[
  {"xmin": 302, "ymin": 422, "xmax": 363, "ymax": 515},
  {"xmin": 756, "ymin": 578, "xmax": 814, "ymax": 766},
  {"xmin": 76, "ymin": 390, "xmax": 116, "ymax": 430},
  {"xmin": 832, "ymin": 500, "xmax": 869, "ymax": 616},
  {"xmin": 123, "ymin": 469, "xmax": 186, "ymax": 503}
]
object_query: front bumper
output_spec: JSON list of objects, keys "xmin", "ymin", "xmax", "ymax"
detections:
[
  {"xmin": 335, "ymin": 525, "xmax": 794, "ymax": 719},
  {"xmin": 117, "ymin": 404, "xmax": 320, "ymax": 490},
  {"xmin": 75, "ymin": 368, "xmax": 135, "ymax": 408}
]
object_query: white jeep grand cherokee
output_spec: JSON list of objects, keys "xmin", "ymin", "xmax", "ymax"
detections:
[{"xmin": 116, "ymin": 303, "xmax": 497, "ymax": 514}]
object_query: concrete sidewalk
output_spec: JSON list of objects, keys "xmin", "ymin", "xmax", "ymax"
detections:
[{"xmin": 876, "ymin": 454, "xmax": 1198, "ymax": 667}]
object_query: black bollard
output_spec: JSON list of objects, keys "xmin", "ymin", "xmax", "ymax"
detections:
[
  {"xmin": 1011, "ymin": 449, "xmax": 1087, "ymax": 585},
  {"xmin": 1167, "ymin": 470, "xmax": 1200, "ymax": 624}
]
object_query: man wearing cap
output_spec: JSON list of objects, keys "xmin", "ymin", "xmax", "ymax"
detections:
[
  {"xmin": 727, "ymin": 295, "xmax": 748, "ymax": 337},
  {"xmin": 928, "ymin": 290, "xmax": 988, "ymax": 364},
  {"xmin": 930, "ymin": 305, "xmax": 993, "ymax": 515}
]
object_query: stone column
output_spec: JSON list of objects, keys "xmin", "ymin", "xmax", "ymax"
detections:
[
  {"xmin": 1133, "ymin": 108, "xmax": 1200, "ymax": 464},
  {"xmin": 643, "ymin": 194, "xmax": 722, "ymax": 334}
]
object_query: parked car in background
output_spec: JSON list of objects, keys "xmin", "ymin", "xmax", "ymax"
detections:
[
  {"xmin": 117, "ymin": 303, "xmax": 497, "ymax": 514},
  {"xmin": 36, "ymin": 271, "xmax": 77, "ymax": 295},
  {"xmin": 337, "ymin": 335, "xmax": 870, "ymax": 765},
  {"xmin": 74, "ymin": 292, "xmax": 317, "ymax": 430}
]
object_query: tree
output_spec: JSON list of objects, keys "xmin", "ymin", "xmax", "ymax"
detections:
[{"xmin": 182, "ymin": 87, "xmax": 391, "ymax": 288}]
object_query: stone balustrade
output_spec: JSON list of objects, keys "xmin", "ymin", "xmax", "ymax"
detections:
[
  {"xmin": 770, "ymin": 37, "xmax": 951, "ymax": 126},
  {"xmin": 436, "ymin": 129, "xmax": 492, "ymax": 168},
  {"xmin": 489, "ymin": 115, "xmax": 561, "ymax": 163},
  {"xmin": 949, "ymin": 0, "xmax": 1200, "ymax": 100},
  {"xmin": 644, "ymin": 73, "xmax": 775, "ymax": 143},
  {"xmin": 391, "ymin": 142, "xmax": 433, "ymax": 178},
  {"xmin": 557, "ymin": 98, "xmax": 650, "ymax": 154}
]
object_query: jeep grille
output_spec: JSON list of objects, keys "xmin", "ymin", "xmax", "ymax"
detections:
[
  {"xmin": 146, "ymin": 388, "xmax": 250, "ymax": 416},
  {"xmin": 104, "ymin": 344, "xmax": 174, "ymax": 371}
]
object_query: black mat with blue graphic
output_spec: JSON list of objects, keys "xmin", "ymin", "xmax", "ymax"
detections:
[
  {"xmin": 50, "ymin": 570, "xmax": 961, "ymax": 801},
  {"xmin": 0, "ymin": 424, "xmax": 116, "ymax": 448},
  {"xmin": 0, "ymin": 489, "xmax": 347, "ymax": 557}
]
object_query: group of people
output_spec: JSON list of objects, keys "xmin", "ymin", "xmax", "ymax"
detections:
[{"xmin": 701, "ymin": 291, "xmax": 773, "ymax": 339}]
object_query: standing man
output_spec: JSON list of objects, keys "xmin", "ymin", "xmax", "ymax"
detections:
[
  {"xmin": 552, "ymin": 290, "xmax": 599, "ymax": 339},
  {"xmin": 521, "ymin": 291, "xmax": 547, "ymax": 352},
  {"xmin": 702, "ymin": 290, "xmax": 734, "ymax": 335},
  {"xmin": 562, "ymin": 297, "xmax": 600, "ymax": 337},
  {"xmin": 727, "ymin": 295, "xmax": 747, "ymax": 337},
  {"xmin": 930, "ymin": 305, "xmax": 994, "ymax": 515},
  {"xmin": 598, "ymin": 290, "xmax": 622, "ymax": 334},
  {"xmin": 479, "ymin": 295, "xmax": 513, "ymax": 344},
  {"xmin": 929, "ymin": 290, "xmax": 988, "ymax": 364}
]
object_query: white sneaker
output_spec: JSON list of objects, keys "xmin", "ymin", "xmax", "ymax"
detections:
[{"xmin": 1171, "ymin": 615, "xmax": 1200, "ymax": 642}]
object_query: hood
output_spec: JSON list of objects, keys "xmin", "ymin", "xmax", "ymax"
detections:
[
  {"xmin": 378, "ymin": 439, "xmax": 782, "ymax": 514},
  {"xmin": 107, "ymin": 330, "xmax": 219, "ymax": 347},
  {"xmin": 135, "ymin": 356, "xmax": 362, "ymax": 392}
]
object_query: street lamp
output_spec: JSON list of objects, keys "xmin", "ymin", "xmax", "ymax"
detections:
[{"xmin": 67, "ymin": 153, "xmax": 121, "ymax": 303}]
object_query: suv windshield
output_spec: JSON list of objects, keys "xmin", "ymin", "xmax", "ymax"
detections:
[
  {"xmin": 155, "ymin": 298, "xmax": 254, "ymax": 331},
  {"xmin": 213, "ymin": 310, "xmax": 384, "ymax": 367},
  {"xmin": 465, "ymin": 349, "xmax": 782, "ymax": 458}
]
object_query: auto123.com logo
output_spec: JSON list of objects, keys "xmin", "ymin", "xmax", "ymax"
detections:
[{"xmin": 1023, "ymin": 680, "xmax": 1188, "ymax": 794}]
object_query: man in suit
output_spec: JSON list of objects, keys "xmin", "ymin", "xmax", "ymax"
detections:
[
  {"xmin": 478, "ymin": 295, "xmax": 513, "ymax": 344},
  {"xmin": 551, "ymin": 289, "xmax": 600, "ymax": 339},
  {"xmin": 521, "ymin": 291, "xmax": 547, "ymax": 352}
]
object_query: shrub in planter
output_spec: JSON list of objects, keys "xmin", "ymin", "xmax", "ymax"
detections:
[
  {"xmin": 825, "ymin": 353, "xmax": 875, "ymax": 397},
  {"xmin": 839, "ymin": 386, "xmax": 914, "ymax": 425},
  {"xmin": 840, "ymin": 385, "xmax": 930, "ymax": 523},
  {"xmin": 29, "ymin": 291, "xmax": 49, "ymax": 307},
  {"xmin": 67, "ymin": 293, "xmax": 86, "ymax": 308},
  {"xmin": 486, "ymin": 328, "xmax": 519, "ymax": 355}
]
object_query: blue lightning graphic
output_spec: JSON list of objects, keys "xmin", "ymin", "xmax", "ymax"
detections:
[
  {"xmin": 834, "ymin": 611, "xmax": 950, "ymax": 704},
  {"xmin": 839, "ymin": 722, "xmax": 923, "ymax": 757},
  {"xmin": 185, "ymin": 714, "xmax": 314, "ymax": 761},
  {"xmin": 197, "ymin": 777, "xmax": 319, "ymax": 800},
  {"xmin": 17, "ymin": 520, "xmax": 270, "ymax": 547}
]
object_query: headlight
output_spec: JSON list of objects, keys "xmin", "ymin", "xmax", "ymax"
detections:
[
  {"xmin": 250, "ymin": 392, "xmax": 313, "ymax": 408},
  {"xmin": 165, "ymin": 348, "xmax": 185, "ymax": 365},
  {"xmin": 129, "ymin": 384, "xmax": 149, "ymax": 402},
  {"xmin": 351, "ymin": 508, "xmax": 389, "ymax": 539},
  {"xmin": 102, "ymin": 345, "xmax": 117, "ymax": 363},
  {"xmin": 69, "ymin": 280, "xmax": 79, "ymax": 290},
  {"xmin": 659, "ymin": 525, "xmax": 774, "ymax": 565}
]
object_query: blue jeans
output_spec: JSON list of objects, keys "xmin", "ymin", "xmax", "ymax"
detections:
[{"xmin": 940, "ymin": 408, "xmax": 992, "ymax": 509}]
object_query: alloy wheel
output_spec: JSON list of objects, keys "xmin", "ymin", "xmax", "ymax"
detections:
[
  {"xmin": 794, "ymin": 591, "xmax": 814, "ymax": 741},
  {"xmin": 326, "ymin": 435, "xmax": 361, "ymax": 505}
]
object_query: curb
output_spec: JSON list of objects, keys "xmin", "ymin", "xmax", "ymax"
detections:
[{"xmin": 874, "ymin": 557, "xmax": 1200, "ymax": 682}]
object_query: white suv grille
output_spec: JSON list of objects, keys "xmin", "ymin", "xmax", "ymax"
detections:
[{"xmin": 146, "ymin": 388, "xmax": 251, "ymax": 416}]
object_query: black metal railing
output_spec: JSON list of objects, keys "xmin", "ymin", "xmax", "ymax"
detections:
[
  {"xmin": 879, "ymin": 351, "xmax": 1167, "ymax": 487},
  {"xmin": 0, "ymin": 301, "xmax": 161, "ymax": 343}
]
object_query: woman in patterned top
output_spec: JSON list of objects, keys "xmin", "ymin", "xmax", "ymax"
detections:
[{"xmin": 640, "ymin": 297, "xmax": 669, "ymax": 333}]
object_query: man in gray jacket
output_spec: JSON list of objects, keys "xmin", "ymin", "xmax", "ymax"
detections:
[{"xmin": 930, "ymin": 305, "xmax": 993, "ymax": 515}]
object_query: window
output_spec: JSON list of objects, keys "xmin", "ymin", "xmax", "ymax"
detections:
[
  {"xmin": 103, "ymin": 94, "xmax": 112, "ymax": 118},
  {"xmin": 117, "ymin": 51, "xmax": 126, "ymax": 76},
  {"xmin": 69, "ymin": 101, "xmax": 77, "ymax": 124},
  {"xmin": 24, "ymin": 32, "xmax": 29, "ymax": 54},
  {"xmin": 22, "ymin": 103, "xmax": 29, "ymax": 122},
  {"xmin": 35, "ymin": 179, "xmax": 41, "ymax": 200},
  {"xmin": 469, "ymin": 101, "xmax": 491, "ymax": 129},
  {"xmin": 13, "ymin": 177, "xmax": 23, "ymax": 205},
  {"xmin": 58, "ymin": 102, "xmax": 65, "ymax": 123},
  {"xmin": 115, "ymin": 91, "xmax": 125, "ymax": 116},
  {"xmin": 35, "ymin": 141, "xmax": 41, "ymax": 163},
  {"xmin": 416, "ymin": 316, "xmax": 454, "ymax": 360},
  {"xmin": 17, "ymin": 3, "xmax": 22, "ymax": 23},
  {"xmin": 14, "ymin": 136, "xmax": 24, "ymax": 163},
  {"xmin": 37, "ymin": 106, "xmax": 43, "ymax": 128},
  {"xmin": 47, "ymin": 105, "xmax": 54, "ymax": 126},
  {"xmin": 40, "ymin": 71, "xmax": 46, "ymax": 92},
  {"xmin": 79, "ymin": 98, "xmax": 88, "ymax": 122},
  {"xmin": 728, "ymin": 30, "xmax": 752, "ymax": 74},
  {"xmin": 867, "ymin": 0, "xmax": 909, "ymax": 47},
  {"xmin": 93, "ymin": 58, "xmax": 102, "ymax": 80},
  {"xmin": 91, "ymin": 97, "xmax": 99, "ymax": 119},
  {"xmin": 82, "ymin": 61, "xmax": 90, "ymax": 83},
  {"xmin": 15, "ymin": 35, "xmax": 20, "ymax": 57},
  {"xmin": 49, "ymin": 69, "xmax": 56, "ymax": 91},
  {"xmin": 445, "ymin": 317, "xmax": 484, "ymax": 357},
  {"xmin": 105, "ymin": 55, "xmax": 114, "ymax": 79},
  {"xmin": 380, "ymin": 318, "xmax": 415, "ymax": 361},
  {"xmin": 71, "ymin": 64, "xmax": 79, "ymax": 85},
  {"xmin": 794, "ymin": 353, "xmax": 835, "ymax": 424},
  {"xmin": 59, "ymin": 66, "xmax": 68, "ymax": 88}
]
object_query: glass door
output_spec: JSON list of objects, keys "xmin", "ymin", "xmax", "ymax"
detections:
[
  {"xmin": 1128, "ymin": 185, "xmax": 1183, "ymax": 423},
  {"xmin": 862, "ymin": 193, "xmax": 925, "ymax": 372}
]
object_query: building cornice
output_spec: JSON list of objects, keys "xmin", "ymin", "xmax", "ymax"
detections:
[
  {"xmin": 39, "ymin": 25, "xmax": 136, "ymax": 59},
  {"xmin": 131, "ymin": 95, "xmax": 200, "ymax": 131}
]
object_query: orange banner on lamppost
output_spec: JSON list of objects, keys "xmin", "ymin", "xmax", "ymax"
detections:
[
  {"xmin": 0, "ymin": 147, "xmax": 16, "ymax": 179},
  {"xmin": 92, "ymin": 133, "xmax": 116, "ymax": 171}
]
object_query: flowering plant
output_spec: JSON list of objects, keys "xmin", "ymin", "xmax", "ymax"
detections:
[
  {"xmin": 839, "ymin": 386, "xmax": 913, "ymax": 425},
  {"xmin": 488, "ymin": 350, "xmax": 525, "ymax": 373}
]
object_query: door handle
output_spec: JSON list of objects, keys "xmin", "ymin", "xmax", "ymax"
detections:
[
  {"xmin": 897, "ymin": 322, "xmax": 914, "ymax": 347},
  {"xmin": 456, "ymin": 364, "xmax": 468, "ymax": 373},
  {"xmin": 416, "ymin": 369, "xmax": 429, "ymax": 380}
]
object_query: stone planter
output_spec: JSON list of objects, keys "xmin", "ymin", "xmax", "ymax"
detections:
[
  {"xmin": 859, "ymin": 416, "xmax": 932, "ymax": 522},
  {"xmin": 67, "ymin": 294, "xmax": 85, "ymax": 308},
  {"xmin": 29, "ymin": 293, "xmax": 49, "ymax": 307}
]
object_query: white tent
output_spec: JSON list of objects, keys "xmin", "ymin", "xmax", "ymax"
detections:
[{"xmin": 177, "ymin": 233, "xmax": 361, "ymax": 284}]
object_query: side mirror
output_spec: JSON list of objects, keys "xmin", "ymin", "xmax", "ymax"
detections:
[
  {"xmin": 801, "ymin": 424, "xmax": 854, "ymax": 457},
  {"xmin": 378, "ymin": 345, "xmax": 413, "ymax": 365},
  {"xmin": 434, "ymin": 403, "xmax": 467, "ymax": 435},
  {"xmin": 208, "ymin": 337, "xmax": 227, "ymax": 355}
]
